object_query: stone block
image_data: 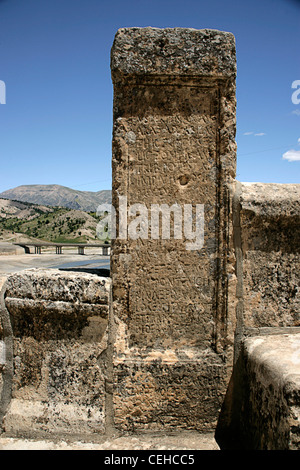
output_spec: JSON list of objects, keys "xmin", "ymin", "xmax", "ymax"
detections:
[
  {"xmin": 239, "ymin": 183, "xmax": 300, "ymax": 330},
  {"xmin": 2, "ymin": 269, "xmax": 111, "ymax": 438},
  {"xmin": 111, "ymin": 27, "xmax": 237, "ymax": 431},
  {"xmin": 216, "ymin": 333, "xmax": 300, "ymax": 449},
  {"xmin": 113, "ymin": 350, "xmax": 230, "ymax": 432}
]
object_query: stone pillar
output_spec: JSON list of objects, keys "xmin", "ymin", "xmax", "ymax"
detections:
[{"xmin": 110, "ymin": 27, "xmax": 237, "ymax": 432}]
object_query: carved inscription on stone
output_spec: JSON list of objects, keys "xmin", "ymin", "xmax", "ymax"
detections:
[{"xmin": 113, "ymin": 83, "xmax": 220, "ymax": 348}]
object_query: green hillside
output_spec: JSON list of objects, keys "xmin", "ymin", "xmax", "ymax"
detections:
[{"xmin": 0, "ymin": 198, "xmax": 106, "ymax": 243}]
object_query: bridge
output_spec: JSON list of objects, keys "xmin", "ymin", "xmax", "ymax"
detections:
[{"xmin": 14, "ymin": 242, "xmax": 111, "ymax": 256}]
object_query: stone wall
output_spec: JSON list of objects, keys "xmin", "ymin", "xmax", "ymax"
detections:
[
  {"xmin": 216, "ymin": 182, "xmax": 300, "ymax": 449},
  {"xmin": 237, "ymin": 183, "xmax": 299, "ymax": 332}
]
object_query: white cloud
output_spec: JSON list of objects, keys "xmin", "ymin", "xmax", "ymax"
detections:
[
  {"xmin": 292, "ymin": 109, "xmax": 300, "ymax": 116},
  {"xmin": 282, "ymin": 149, "xmax": 300, "ymax": 162},
  {"xmin": 298, "ymin": 138, "xmax": 300, "ymax": 145},
  {"xmin": 243, "ymin": 132, "xmax": 266, "ymax": 136}
]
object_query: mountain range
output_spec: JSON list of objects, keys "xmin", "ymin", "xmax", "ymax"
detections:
[{"xmin": 0, "ymin": 184, "xmax": 112, "ymax": 212}]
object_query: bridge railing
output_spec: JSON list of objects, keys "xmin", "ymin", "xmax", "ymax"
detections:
[{"xmin": 14, "ymin": 242, "xmax": 111, "ymax": 256}]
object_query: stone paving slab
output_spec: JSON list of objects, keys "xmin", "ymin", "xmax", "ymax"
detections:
[{"xmin": 0, "ymin": 432, "xmax": 219, "ymax": 450}]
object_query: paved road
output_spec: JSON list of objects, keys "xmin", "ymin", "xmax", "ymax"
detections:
[{"xmin": 0, "ymin": 251, "xmax": 110, "ymax": 274}]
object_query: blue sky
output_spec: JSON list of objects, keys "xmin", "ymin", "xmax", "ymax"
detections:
[{"xmin": 0, "ymin": 0, "xmax": 299, "ymax": 193}]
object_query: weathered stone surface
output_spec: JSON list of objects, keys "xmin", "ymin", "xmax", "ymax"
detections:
[
  {"xmin": 216, "ymin": 333, "xmax": 300, "ymax": 449},
  {"xmin": 216, "ymin": 182, "xmax": 300, "ymax": 448},
  {"xmin": 113, "ymin": 350, "xmax": 230, "ymax": 432},
  {"xmin": 238, "ymin": 183, "xmax": 300, "ymax": 330},
  {"xmin": 111, "ymin": 27, "xmax": 237, "ymax": 431},
  {"xmin": 0, "ymin": 275, "xmax": 13, "ymax": 433},
  {"xmin": 5, "ymin": 269, "xmax": 110, "ymax": 341},
  {"xmin": 1, "ymin": 269, "xmax": 111, "ymax": 437},
  {"xmin": 5, "ymin": 269, "xmax": 109, "ymax": 304},
  {"xmin": 0, "ymin": 431, "xmax": 220, "ymax": 450},
  {"xmin": 111, "ymin": 27, "xmax": 236, "ymax": 78},
  {"xmin": 0, "ymin": 340, "xmax": 4, "ymax": 404},
  {"xmin": 239, "ymin": 182, "xmax": 300, "ymax": 216},
  {"xmin": 4, "ymin": 339, "xmax": 107, "ymax": 437}
]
